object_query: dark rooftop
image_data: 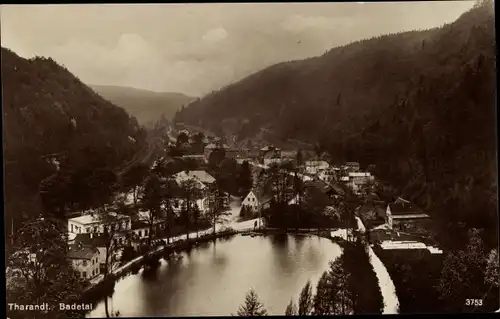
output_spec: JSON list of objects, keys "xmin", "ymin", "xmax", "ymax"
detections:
[
  {"xmin": 74, "ymin": 233, "xmax": 107, "ymax": 248},
  {"xmin": 68, "ymin": 244, "xmax": 98, "ymax": 260},
  {"xmin": 131, "ymin": 220, "xmax": 149, "ymax": 230},
  {"xmin": 388, "ymin": 202, "xmax": 424, "ymax": 215},
  {"xmin": 304, "ymin": 179, "xmax": 333, "ymax": 194}
]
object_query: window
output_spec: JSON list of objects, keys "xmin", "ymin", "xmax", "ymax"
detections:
[
  {"xmin": 71, "ymin": 224, "xmax": 74, "ymax": 232},
  {"xmin": 83, "ymin": 260, "xmax": 88, "ymax": 267},
  {"xmin": 86, "ymin": 227, "xmax": 90, "ymax": 233},
  {"xmin": 139, "ymin": 230, "xmax": 142, "ymax": 237}
]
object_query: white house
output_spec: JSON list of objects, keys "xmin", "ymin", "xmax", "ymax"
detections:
[
  {"xmin": 386, "ymin": 198, "xmax": 431, "ymax": 230},
  {"xmin": 242, "ymin": 190, "xmax": 260, "ymax": 211},
  {"xmin": 68, "ymin": 213, "xmax": 131, "ymax": 235},
  {"xmin": 241, "ymin": 189, "xmax": 272, "ymax": 212},
  {"xmin": 173, "ymin": 170, "xmax": 214, "ymax": 189},
  {"xmin": 131, "ymin": 220, "xmax": 150, "ymax": 240},
  {"xmin": 318, "ymin": 167, "xmax": 340, "ymax": 183},
  {"xmin": 68, "ymin": 244, "xmax": 100, "ymax": 280},
  {"xmin": 305, "ymin": 161, "xmax": 330, "ymax": 175}
]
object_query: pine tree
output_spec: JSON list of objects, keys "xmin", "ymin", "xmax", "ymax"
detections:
[
  {"xmin": 312, "ymin": 257, "xmax": 353, "ymax": 315},
  {"xmin": 236, "ymin": 289, "xmax": 268, "ymax": 316},
  {"xmin": 298, "ymin": 280, "xmax": 313, "ymax": 315},
  {"xmin": 312, "ymin": 273, "xmax": 330, "ymax": 315},
  {"xmin": 285, "ymin": 299, "xmax": 298, "ymax": 315}
]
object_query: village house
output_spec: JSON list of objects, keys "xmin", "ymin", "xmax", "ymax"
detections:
[
  {"xmin": 263, "ymin": 151, "xmax": 288, "ymax": 166},
  {"xmin": 385, "ymin": 197, "xmax": 431, "ymax": 231},
  {"xmin": 260, "ymin": 145, "xmax": 281, "ymax": 161},
  {"xmin": 171, "ymin": 172, "xmax": 213, "ymax": 214},
  {"xmin": 68, "ymin": 212, "xmax": 132, "ymax": 236},
  {"xmin": 68, "ymin": 243, "xmax": 100, "ymax": 280},
  {"xmin": 241, "ymin": 189, "xmax": 272, "ymax": 213},
  {"xmin": 180, "ymin": 154, "xmax": 207, "ymax": 165},
  {"xmin": 344, "ymin": 161, "xmax": 360, "ymax": 172},
  {"xmin": 73, "ymin": 233, "xmax": 116, "ymax": 272},
  {"xmin": 318, "ymin": 167, "xmax": 340, "ymax": 183},
  {"xmin": 174, "ymin": 170, "xmax": 216, "ymax": 186},
  {"xmin": 347, "ymin": 172, "xmax": 375, "ymax": 193},
  {"xmin": 131, "ymin": 220, "xmax": 150, "ymax": 240},
  {"xmin": 305, "ymin": 160, "xmax": 330, "ymax": 175}
]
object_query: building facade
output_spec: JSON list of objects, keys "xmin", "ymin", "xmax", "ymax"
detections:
[
  {"xmin": 68, "ymin": 244, "xmax": 100, "ymax": 280},
  {"xmin": 68, "ymin": 213, "xmax": 131, "ymax": 235}
]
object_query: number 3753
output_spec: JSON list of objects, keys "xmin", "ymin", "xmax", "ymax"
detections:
[{"xmin": 465, "ymin": 299, "xmax": 483, "ymax": 306}]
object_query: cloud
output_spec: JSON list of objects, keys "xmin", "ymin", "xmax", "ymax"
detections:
[
  {"xmin": 202, "ymin": 27, "xmax": 228, "ymax": 44},
  {"xmin": 1, "ymin": 3, "xmax": 476, "ymax": 96}
]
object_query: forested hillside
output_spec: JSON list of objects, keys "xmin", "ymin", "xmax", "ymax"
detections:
[
  {"xmin": 2, "ymin": 48, "xmax": 147, "ymax": 232},
  {"xmin": 91, "ymin": 84, "xmax": 195, "ymax": 126},
  {"xmin": 175, "ymin": 2, "xmax": 497, "ymax": 246}
]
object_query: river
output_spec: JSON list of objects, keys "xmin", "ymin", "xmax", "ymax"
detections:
[{"xmin": 87, "ymin": 234, "xmax": 342, "ymax": 317}]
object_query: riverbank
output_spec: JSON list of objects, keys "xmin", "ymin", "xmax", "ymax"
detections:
[{"xmin": 83, "ymin": 227, "xmax": 239, "ymax": 298}]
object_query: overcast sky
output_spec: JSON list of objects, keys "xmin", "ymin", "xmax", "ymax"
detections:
[{"xmin": 1, "ymin": 2, "xmax": 475, "ymax": 97}]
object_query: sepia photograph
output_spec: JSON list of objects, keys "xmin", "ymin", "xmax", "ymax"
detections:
[{"xmin": 2, "ymin": 1, "xmax": 498, "ymax": 318}]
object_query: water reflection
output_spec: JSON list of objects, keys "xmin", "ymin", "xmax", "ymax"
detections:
[{"xmin": 87, "ymin": 234, "xmax": 341, "ymax": 317}]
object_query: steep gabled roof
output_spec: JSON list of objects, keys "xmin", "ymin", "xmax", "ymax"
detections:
[
  {"xmin": 388, "ymin": 202, "xmax": 426, "ymax": 216},
  {"xmin": 68, "ymin": 244, "xmax": 98, "ymax": 260},
  {"xmin": 251, "ymin": 189, "xmax": 272, "ymax": 204}
]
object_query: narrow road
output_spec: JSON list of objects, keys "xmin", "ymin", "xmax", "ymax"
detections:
[{"xmin": 355, "ymin": 217, "xmax": 400, "ymax": 315}]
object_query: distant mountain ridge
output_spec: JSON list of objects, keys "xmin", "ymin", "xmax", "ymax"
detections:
[
  {"xmin": 175, "ymin": 2, "xmax": 497, "ymax": 245},
  {"xmin": 90, "ymin": 84, "xmax": 195, "ymax": 126}
]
